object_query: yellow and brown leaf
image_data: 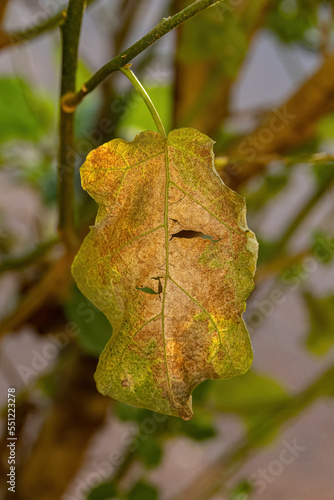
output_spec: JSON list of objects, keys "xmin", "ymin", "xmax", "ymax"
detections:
[{"xmin": 72, "ymin": 128, "xmax": 258, "ymax": 420}]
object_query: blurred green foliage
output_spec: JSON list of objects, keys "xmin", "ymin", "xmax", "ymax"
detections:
[
  {"xmin": 267, "ymin": 0, "xmax": 319, "ymax": 45},
  {"xmin": 228, "ymin": 479, "xmax": 253, "ymax": 500},
  {"xmin": 1, "ymin": 1, "xmax": 334, "ymax": 499},
  {"xmin": 65, "ymin": 285, "xmax": 113, "ymax": 357},
  {"xmin": 303, "ymin": 291, "xmax": 334, "ymax": 355},
  {"xmin": 126, "ymin": 480, "xmax": 159, "ymax": 500},
  {"xmin": 0, "ymin": 77, "xmax": 52, "ymax": 143},
  {"xmin": 206, "ymin": 370, "xmax": 290, "ymax": 415},
  {"xmin": 178, "ymin": 8, "xmax": 247, "ymax": 78},
  {"xmin": 87, "ymin": 481, "xmax": 117, "ymax": 500},
  {"xmin": 118, "ymin": 86, "xmax": 172, "ymax": 138},
  {"xmin": 137, "ymin": 435, "xmax": 163, "ymax": 468},
  {"xmin": 246, "ymin": 169, "xmax": 289, "ymax": 213}
]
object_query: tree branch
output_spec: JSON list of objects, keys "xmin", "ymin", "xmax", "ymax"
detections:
[
  {"xmin": 225, "ymin": 52, "xmax": 334, "ymax": 188},
  {"xmin": 17, "ymin": 352, "xmax": 109, "ymax": 500},
  {"xmin": 173, "ymin": 0, "xmax": 270, "ymax": 135},
  {"xmin": 0, "ymin": 0, "xmax": 95, "ymax": 51},
  {"xmin": 0, "ymin": 237, "xmax": 58, "ymax": 274},
  {"xmin": 255, "ymin": 248, "xmax": 310, "ymax": 283},
  {"xmin": 58, "ymin": 0, "xmax": 85, "ymax": 250},
  {"xmin": 0, "ymin": 253, "xmax": 74, "ymax": 338},
  {"xmin": 277, "ymin": 169, "xmax": 334, "ymax": 250},
  {"xmin": 61, "ymin": 0, "xmax": 225, "ymax": 112},
  {"xmin": 0, "ymin": 0, "xmax": 10, "ymax": 24}
]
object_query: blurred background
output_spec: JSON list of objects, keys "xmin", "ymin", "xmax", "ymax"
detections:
[{"xmin": 0, "ymin": 0, "xmax": 334, "ymax": 499}]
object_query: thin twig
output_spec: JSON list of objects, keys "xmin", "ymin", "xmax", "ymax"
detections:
[
  {"xmin": 0, "ymin": 0, "xmax": 96, "ymax": 50},
  {"xmin": 0, "ymin": 253, "xmax": 74, "ymax": 338},
  {"xmin": 278, "ymin": 171, "xmax": 334, "ymax": 250},
  {"xmin": 61, "ymin": 0, "xmax": 224, "ymax": 111},
  {"xmin": 255, "ymin": 248, "xmax": 311, "ymax": 283},
  {"xmin": 0, "ymin": 237, "xmax": 59, "ymax": 274},
  {"xmin": 58, "ymin": 0, "xmax": 85, "ymax": 250}
]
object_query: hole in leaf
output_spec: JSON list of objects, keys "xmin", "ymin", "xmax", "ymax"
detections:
[
  {"xmin": 136, "ymin": 277, "xmax": 163, "ymax": 296},
  {"xmin": 136, "ymin": 286, "xmax": 159, "ymax": 295},
  {"xmin": 151, "ymin": 277, "xmax": 163, "ymax": 294},
  {"xmin": 170, "ymin": 230, "xmax": 220, "ymax": 242}
]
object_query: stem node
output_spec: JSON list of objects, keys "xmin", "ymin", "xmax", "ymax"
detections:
[{"xmin": 61, "ymin": 92, "xmax": 77, "ymax": 113}]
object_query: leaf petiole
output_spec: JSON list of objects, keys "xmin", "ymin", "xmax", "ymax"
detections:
[{"xmin": 119, "ymin": 66, "xmax": 167, "ymax": 138}]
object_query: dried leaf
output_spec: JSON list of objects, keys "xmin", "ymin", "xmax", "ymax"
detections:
[{"xmin": 72, "ymin": 128, "xmax": 258, "ymax": 420}]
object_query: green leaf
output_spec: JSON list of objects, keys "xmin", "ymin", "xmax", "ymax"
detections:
[
  {"xmin": 207, "ymin": 370, "xmax": 291, "ymax": 446},
  {"xmin": 87, "ymin": 481, "xmax": 117, "ymax": 500},
  {"xmin": 137, "ymin": 435, "xmax": 163, "ymax": 468},
  {"xmin": 72, "ymin": 128, "xmax": 258, "ymax": 419},
  {"xmin": 207, "ymin": 370, "xmax": 290, "ymax": 415},
  {"xmin": 303, "ymin": 291, "xmax": 334, "ymax": 356},
  {"xmin": 0, "ymin": 77, "xmax": 52, "ymax": 143},
  {"xmin": 36, "ymin": 372, "xmax": 56, "ymax": 398},
  {"xmin": 191, "ymin": 379, "xmax": 211, "ymax": 403},
  {"xmin": 312, "ymin": 162, "xmax": 334, "ymax": 188},
  {"xmin": 317, "ymin": 112, "xmax": 334, "ymax": 139},
  {"xmin": 126, "ymin": 481, "xmax": 158, "ymax": 500},
  {"xmin": 311, "ymin": 230, "xmax": 334, "ymax": 264},
  {"xmin": 64, "ymin": 285, "xmax": 112, "ymax": 357},
  {"xmin": 257, "ymin": 238, "xmax": 279, "ymax": 265},
  {"xmin": 228, "ymin": 480, "xmax": 253, "ymax": 500},
  {"xmin": 179, "ymin": 410, "xmax": 216, "ymax": 441}
]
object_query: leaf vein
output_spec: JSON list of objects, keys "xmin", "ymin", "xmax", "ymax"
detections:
[
  {"xmin": 170, "ymin": 181, "xmax": 242, "ymax": 234},
  {"xmin": 116, "ymin": 313, "xmax": 162, "ymax": 366},
  {"xmin": 169, "ymin": 144, "xmax": 212, "ymax": 162},
  {"xmin": 85, "ymin": 224, "xmax": 164, "ymax": 274},
  {"xmin": 83, "ymin": 151, "xmax": 164, "ymax": 172},
  {"xmin": 169, "ymin": 277, "xmax": 237, "ymax": 374}
]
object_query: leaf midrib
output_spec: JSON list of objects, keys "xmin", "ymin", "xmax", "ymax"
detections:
[{"xmin": 161, "ymin": 139, "xmax": 173, "ymax": 400}]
